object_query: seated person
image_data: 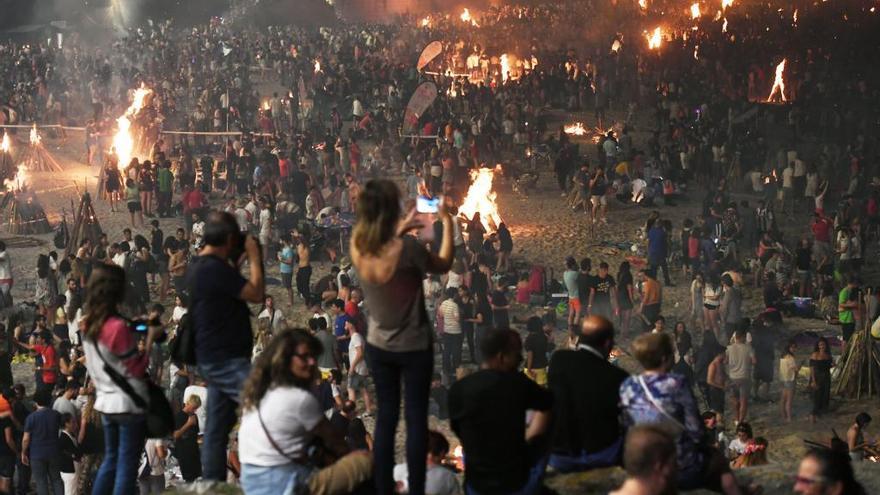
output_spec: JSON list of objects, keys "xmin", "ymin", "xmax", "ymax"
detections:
[{"xmin": 393, "ymin": 431, "xmax": 461, "ymax": 495}]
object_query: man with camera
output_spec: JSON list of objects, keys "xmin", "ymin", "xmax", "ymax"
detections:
[{"xmin": 187, "ymin": 211, "xmax": 265, "ymax": 482}]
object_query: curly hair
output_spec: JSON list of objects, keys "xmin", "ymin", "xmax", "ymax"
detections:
[{"xmin": 241, "ymin": 328, "xmax": 323, "ymax": 411}]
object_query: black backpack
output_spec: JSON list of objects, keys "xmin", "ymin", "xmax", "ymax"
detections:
[{"xmin": 168, "ymin": 312, "xmax": 196, "ymax": 366}]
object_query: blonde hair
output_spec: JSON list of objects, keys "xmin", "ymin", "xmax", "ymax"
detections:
[
  {"xmin": 185, "ymin": 394, "xmax": 202, "ymax": 409},
  {"xmin": 352, "ymin": 180, "xmax": 401, "ymax": 256},
  {"xmin": 632, "ymin": 332, "xmax": 675, "ymax": 371}
]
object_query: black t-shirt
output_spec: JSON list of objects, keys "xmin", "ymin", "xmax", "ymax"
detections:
[
  {"xmin": 449, "ymin": 370, "xmax": 553, "ymax": 493},
  {"xmin": 592, "ymin": 275, "xmax": 616, "ymax": 308},
  {"xmin": 188, "ymin": 255, "xmax": 251, "ymax": 363},
  {"xmin": 524, "ymin": 332, "xmax": 549, "ymax": 369},
  {"xmin": 290, "ymin": 170, "xmax": 309, "ymax": 196},
  {"xmin": 796, "ymin": 247, "xmax": 811, "ymax": 271},
  {"xmin": 618, "ymin": 271, "xmax": 633, "ymax": 304},
  {"xmin": 457, "ymin": 298, "xmax": 474, "ymax": 332},
  {"xmin": 471, "ymin": 271, "xmax": 489, "ymax": 297},
  {"xmin": 577, "ymin": 272, "xmax": 596, "ymax": 305},
  {"xmin": 490, "ymin": 290, "xmax": 509, "ymax": 329},
  {"xmin": 590, "ymin": 175, "xmax": 608, "ymax": 196}
]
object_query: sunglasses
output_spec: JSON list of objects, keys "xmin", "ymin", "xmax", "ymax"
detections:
[{"xmin": 293, "ymin": 352, "xmax": 316, "ymax": 361}]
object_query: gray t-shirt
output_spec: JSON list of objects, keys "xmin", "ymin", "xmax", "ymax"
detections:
[
  {"xmin": 315, "ymin": 330, "xmax": 338, "ymax": 370},
  {"xmin": 726, "ymin": 342, "xmax": 755, "ymax": 381},
  {"xmin": 361, "ymin": 236, "xmax": 432, "ymax": 352}
]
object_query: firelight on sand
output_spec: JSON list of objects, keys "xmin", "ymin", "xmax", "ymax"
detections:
[
  {"xmin": 113, "ymin": 85, "xmax": 152, "ymax": 170},
  {"xmin": 767, "ymin": 59, "xmax": 787, "ymax": 102},
  {"xmin": 459, "ymin": 166, "xmax": 503, "ymax": 231},
  {"xmin": 0, "ymin": 133, "xmax": 9, "ymax": 153}
]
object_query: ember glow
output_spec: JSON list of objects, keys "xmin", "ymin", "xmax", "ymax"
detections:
[
  {"xmin": 314, "ymin": 60, "xmax": 321, "ymax": 73},
  {"xmin": 29, "ymin": 124, "xmax": 41, "ymax": 146},
  {"xmin": 0, "ymin": 133, "xmax": 9, "ymax": 153},
  {"xmin": 459, "ymin": 166, "xmax": 503, "ymax": 231},
  {"xmin": 690, "ymin": 3, "xmax": 701, "ymax": 19},
  {"xmin": 646, "ymin": 27, "xmax": 663, "ymax": 49},
  {"xmin": 460, "ymin": 8, "xmax": 478, "ymax": 26},
  {"xmin": 113, "ymin": 85, "xmax": 152, "ymax": 169},
  {"xmin": 4, "ymin": 164, "xmax": 28, "ymax": 192},
  {"xmin": 767, "ymin": 59, "xmax": 787, "ymax": 102},
  {"xmin": 564, "ymin": 122, "xmax": 588, "ymax": 135}
]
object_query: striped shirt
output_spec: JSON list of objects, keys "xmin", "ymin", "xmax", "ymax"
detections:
[{"xmin": 439, "ymin": 299, "xmax": 461, "ymax": 334}]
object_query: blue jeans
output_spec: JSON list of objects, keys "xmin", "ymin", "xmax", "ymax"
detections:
[
  {"xmin": 199, "ymin": 357, "xmax": 252, "ymax": 481},
  {"xmin": 365, "ymin": 344, "xmax": 432, "ymax": 495},
  {"xmin": 442, "ymin": 333, "xmax": 463, "ymax": 376},
  {"xmin": 31, "ymin": 456, "xmax": 63, "ymax": 495},
  {"xmin": 241, "ymin": 463, "xmax": 313, "ymax": 495},
  {"xmin": 92, "ymin": 414, "xmax": 146, "ymax": 495},
  {"xmin": 548, "ymin": 437, "xmax": 623, "ymax": 473}
]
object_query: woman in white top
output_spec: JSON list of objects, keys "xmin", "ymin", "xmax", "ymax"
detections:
[
  {"xmin": 0, "ymin": 241, "xmax": 12, "ymax": 302},
  {"xmin": 239, "ymin": 329, "xmax": 371, "ymax": 495},
  {"xmin": 702, "ymin": 274, "xmax": 722, "ymax": 338}
]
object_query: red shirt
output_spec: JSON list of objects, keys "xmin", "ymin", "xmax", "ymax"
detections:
[
  {"xmin": 32, "ymin": 344, "xmax": 57, "ymax": 384},
  {"xmin": 183, "ymin": 190, "xmax": 206, "ymax": 212},
  {"xmin": 278, "ymin": 158, "xmax": 290, "ymax": 178},
  {"xmin": 811, "ymin": 218, "xmax": 831, "ymax": 243}
]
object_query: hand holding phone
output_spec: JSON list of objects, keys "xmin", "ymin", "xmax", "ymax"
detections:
[{"xmin": 416, "ymin": 195, "xmax": 441, "ymax": 213}]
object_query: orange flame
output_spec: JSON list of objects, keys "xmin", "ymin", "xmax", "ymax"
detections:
[
  {"xmin": 4, "ymin": 164, "xmax": 28, "ymax": 192},
  {"xmin": 452, "ymin": 446, "xmax": 464, "ymax": 471},
  {"xmin": 460, "ymin": 167, "xmax": 503, "ymax": 231},
  {"xmin": 638, "ymin": 0, "xmax": 647, "ymax": 10},
  {"xmin": 722, "ymin": 17, "xmax": 728, "ymax": 32},
  {"xmin": 29, "ymin": 124, "xmax": 41, "ymax": 146},
  {"xmin": 793, "ymin": 9, "xmax": 798, "ymax": 23},
  {"xmin": 113, "ymin": 85, "xmax": 152, "ymax": 170},
  {"xmin": 610, "ymin": 39, "xmax": 622, "ymax": 53},
  {"xmin": 500, "ymin": 54, "xmax": 511, "ymax": 82},
  {"xmin": 0, "ymin": 133, "xmax": 9, "ymax": 153},
  {"xmin": 690, "ymin": 3, "xmax": 701, "ymax": 19},
  {"xmin": 721, "ymin": 0, "xmax": 733, "ymax": 9},
  {"xmin": 420, "ymin": 17, "xmax": 430, "ymax": 27},
  {"xmin": 460, "ymin": 8, "xmax": 479, "ymax": 26},
  {"xmin": 646, "ymin": 27, "xmax": 663, "ymax": 49},
  {"xmin": 314, "ymin": 60, "xmax": 321, "ymax": 73},
  {"xmin": 767, "ymin": 59, "xmax": 787, "ymax": 102},
  {"xmin": 564, "ymin": 123, "xmax": 588, "ymax": 135}
]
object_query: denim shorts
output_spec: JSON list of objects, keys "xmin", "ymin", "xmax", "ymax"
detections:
[
  {"xmin": 348, "ymin": 372, "xmax": 369, "ymax": 390},
  {"xmin": 241, "ymin": 463, "xmax": 313, "ymax": 495}
]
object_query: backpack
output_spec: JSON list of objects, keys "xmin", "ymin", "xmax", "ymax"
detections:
[{"xmin": 169, "ymin": 312, "xmax": 196, "ymax": 366}]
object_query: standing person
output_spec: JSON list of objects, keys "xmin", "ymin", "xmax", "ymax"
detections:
[
  {"xmin": 0, "ymin": 242, "xmax": 11, "ymax": 307},
  {"xmin": 847, "ymin": 413, "xmax": 872, "ymax": 461},
  {"xmin": 137, "ymin": 438, "xmax": 166, "ymax": 494},
  {"xmin": 58, "ymin": 413, "xmax": 79, "ymax": 495},
  {"xmin": 638, "ymin": 269, "xmax": 662, "ymax": 329},
  {"xmin": 617, "ymin": 261, "xmax": 635, "ymax": 337},
  {"xmin": 703, "ymin": 275, "xmax": 722, "ymax": 340},
  {"xmin": 238, "ymin": 329, "xmax": 372, "ymax": 495},
  {"xmin": 138, "ymin": 163, "xmax": 155, "ymax": 218},
  {"xmin": 646, "ymin": 220, "xmax": 672, "ymax": 286},
  {"xmin": 22, "ymin": 393, "xmax": 64, "ymax": 495},
  {"xmin": 589, "ymin": 166, "xmax": 609, "ymax": 225},
  {"xmin": 0, "ymin": 395, "xmax": 16, "ymax": 495},
  {"xmin": 439, "ymin": 289, "xmax": 462, "ymax": 381},
  {"xmin": 125, "ymin": 179, "xmax": 143, "ymax": 228},
  {"xmin": 706, "ymin": 346, "xmax": 727, "ymax": 419},
  {"xmin": 81, "ymin": 264, "xmax": 161, "ymax": 495},
  {"xmin": 155, "ymin": 162, "xmax": 173, "ymax": 218},
  {"xmin": 172, "ymin": 395, "xmax": 201, "ymax": 483},
  {"xmin": 779, "ymin": 340, "xmax": 798, "ymax": 423},
  {"xmin": 277, "ymin": 235, "xmax": 295, "ymax": 307},
  {"xmin": 563, "ymin": 257, "xmax": 580, "ymax": 326},
  {"xmin": 838, "ymin": 277, "xmax": 859, "ymax": 342},
  {"xmin": 496, "ymin": 222, "xmax": 513, "ymax": 273},
  {"xmin": 187, "ymin": 211, "xmax": 265, "ymax": 482},
  {"xmin": 523, "ymin": 316, "xmax": 549, "ymax": 386},
  {"xmin": 295, "ymin": 234, "xmax": 312, "ymax": 306},
  {"xmin": 449, "ymin": 329, "xmax": 553, "ymax": 494},
  {"xmin": 350, "ymin": 180, "xmax": 454, "ymax": 495},
  {"xmin": 105, "ymin": 162, "xmax": 122, "ymax": 212},
  {"xmin": 809, "ymin": 337, "xmax": 833, "ymax": 423},
  {"xmin": 588, "ymin": 262, "xmax": 618, "ymax": 320},
  {"xmin": 726, "ymin": 329, "xmax": 756, "ymax": 425},
  {"xmin": 457, "ymin": 287, "xmax": 477, "ymax": 364},
  {"xmin": 718, "ymin": 275, "xmax": 742, "ymax": 342},
  {"xmin": 346, "ymin": 320, "xmax": 373, "ymax": 415}
]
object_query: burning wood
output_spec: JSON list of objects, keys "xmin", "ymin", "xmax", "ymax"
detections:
[
  {"xmin": 1, "ymin": 164, "xmax": 50, "ymax": 235},
  {"xmin": 0, "ymin": 133, "xmax": 9, "ymax": 154},
  {"xmin": 4, "ymin": 164, "xmax": 28, "ymax": 193},
  {"xmin": 23, "ymin": 126, "xmax": 63, "ymax": 172},
  {"xmin": 564, "ymin": 123, "xmax": 588, "ymax": 135},
  {"xmin": 460, "ymin": 166, "xmax": 503, "ymax": 231},
  {"xmin": 500, "ymin": 54, "xmax": 511, "ymax": 82},
  {"xmin": 646, "ymin": 27, "xmax": 663, "ymax": 49},
  {"xmin": 112, "ymin": 85, "xmax": 152, "ymax": 170},
  {"xmin": 767, "ymin": 59, "xmax": 787, "ymax": 102}
]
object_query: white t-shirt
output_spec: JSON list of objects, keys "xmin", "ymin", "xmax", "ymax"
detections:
[
  {"xmin": 348, "ymin": 332, "xmax": 368, "ymax": 376},
  {"xmin": 259, "ymin": 209, "xmax": 272, "ymax": 237},
  {"xmin": 144, "ymin": 439, "xmax": 166, "ymax": 476},
  {"xmin": 393, "ymin": 463, "xmax": 462, "ymax": 495},
  {"xmin": 239, "ymin": 386, "xmax": 323, "ymax": 466},
  {"xmin": 171, "ymin": 306, "xmax": 188, "ymax": 325},
  {"xmin": 182, "ymin": 385, "xmax": 208, "ymax": 432}
]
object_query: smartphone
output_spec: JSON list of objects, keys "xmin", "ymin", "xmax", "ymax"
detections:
[
  {"xmin": 416, "ymin": 195, "xmax": 440, "ymax": 214},
  {"xmin": 131, "ymin": 320, "xmax": 149, "ymax": 333}
]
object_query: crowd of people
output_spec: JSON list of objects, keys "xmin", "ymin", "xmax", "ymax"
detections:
[{"xmin": 0, "ymin": 0, "xmax": 878, "ymax": 494}]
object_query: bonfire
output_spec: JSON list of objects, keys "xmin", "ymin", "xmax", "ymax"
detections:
[
  {"xmin": 1, "ymin": 164, "xmax": 51, "ymax": 235},
  {"xmin": 113, "ymin": 85, "xmax": 153, "ymax": 170},
  {"xmin": 459, "ymin": 166, "xmax": 503, "ymax": 231},
  {"xmin": 0, "ymin": 133, "xmax": 13, "ymax": 184},
  {"xmin": 21, "ymin": 125, "xmax": 63, "ymax": 173},
  {"xmin": 766, "ymin": 59, "xmax": 787, "ymax": 102}
]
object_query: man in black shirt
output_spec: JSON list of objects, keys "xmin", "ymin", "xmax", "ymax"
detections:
[
  {"xmin": 576, "ymin": 258, "xmax": 595, "ymax": 318},
  {"xmin": 449, "ymin": 329, "xmax": 552, "ymax": 494},
  {"xmin": 187, "ymin": 212, "xmax": 264, "ymax": 481},
  {"xmin": 547, "ymin": 315, "xmax": 629, "ymax": 472}
]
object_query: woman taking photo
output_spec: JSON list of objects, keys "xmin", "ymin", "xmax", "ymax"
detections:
[
  {"xmin": 350, "ymin": 179, "xmax": 454, "ymax": 495},
  {"xmin": 81, "ymin": 264, "xmax": 162, "ymax": 495},
  {"xmin": 238, "ymin": 329, "xmax": 371, "ymax": 494}
]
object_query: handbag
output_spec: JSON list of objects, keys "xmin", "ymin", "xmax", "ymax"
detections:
[
  {"xmin": 168, "ymin": 313, "xmax": 196, "ymax": 366},
  {"xmin": 93, "ymin": 344, "xmax": 175, "ymax": 438}
]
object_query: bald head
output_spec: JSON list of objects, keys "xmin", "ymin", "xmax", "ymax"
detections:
[{"xmin": 578, "ymin": 315, "xmax": 615, "ymax": 356}]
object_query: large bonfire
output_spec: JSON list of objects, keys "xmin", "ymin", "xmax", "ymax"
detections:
[
  {"xmin": 459, "ymin": 166, "xmax": 503, "ymax": 231},
  {"xmin": 22, "ymin": 125, "xmax": 63, "ymax": 173},
  {"xmin": 112, "ymin": 86, "xmax": 153, "ymax": 169},
  {"xmin": 0, "ymin": 164, "xmax": 51, "ymax": 235}
]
